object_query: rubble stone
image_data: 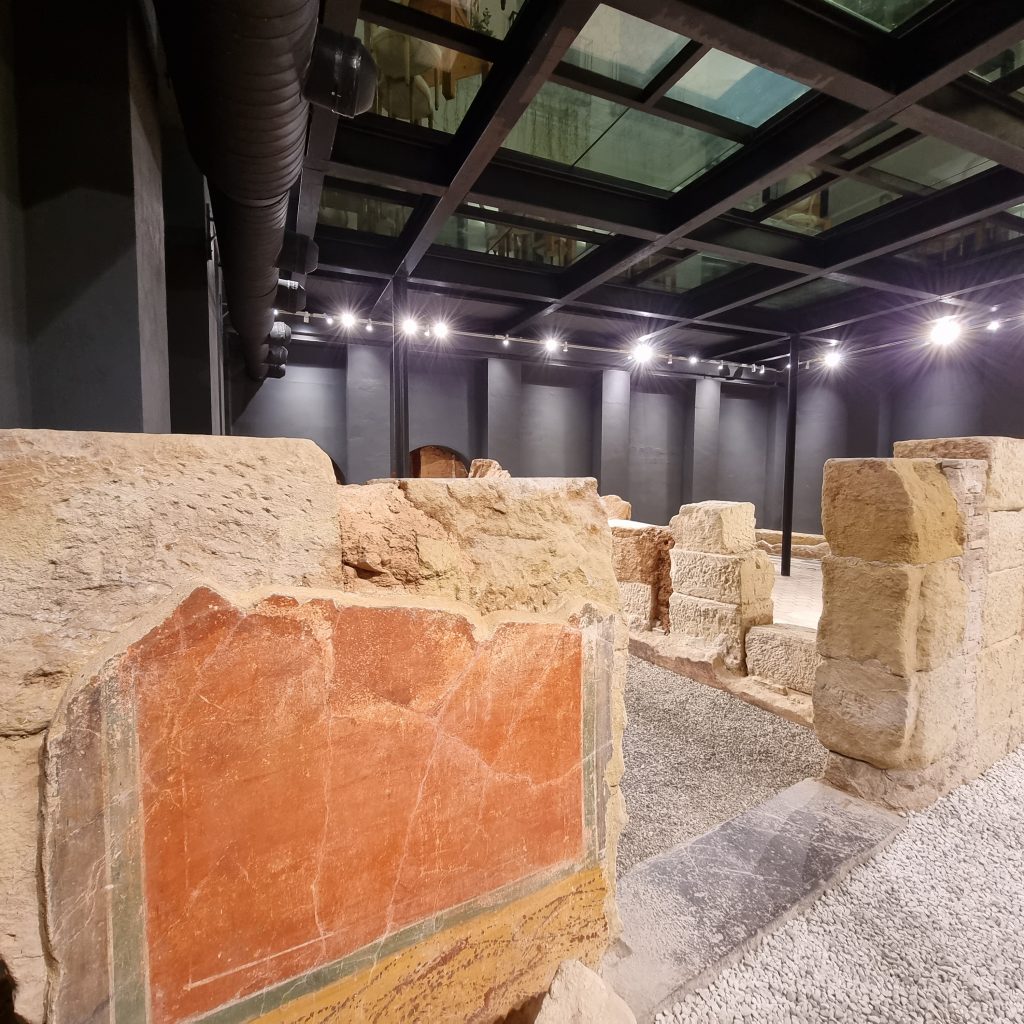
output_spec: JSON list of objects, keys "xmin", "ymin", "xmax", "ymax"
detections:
[
  {"xmin": 619, "ymin": 582, "xmax": 654, "ymax": 633},
  {"xmin": 600, "ymin": 495, "xmax": 632, "ymax": 520},
  {"xmin": 822, "ymin": 458, "xmax": 964, "ymax": 564},
  {"xmin": 982, "ymin": 566, "xmax": 1024, "ymax": 646},
  {"xmin": 670, "ymin": 549, "xmax": 773, "ymax": 605},
  {"xmin": 746, "ymin": 623, "xmax": 820, "ymax": 695},
  {"xmin": 669, "ymin": 501, "xmax": 756, "ymax": 554},
  {"xmin": 894, "ymin": 436, "xmax": 1024, "ymax": 512},
  {"xmin": 668, "ymin": 593, "xmax": 771, "ymax": 671},
  {"xmin": 469, "ymin": 458, "xmax": 510, "ymax": 479},
  {"xmin": 987, "ymin": 511, "xmax": 1024, "ymax": 573},
  {"xmin": 533, "ymin": 960, "xmax": 636, "ymax": 1024},
  {"xmin": 611, "ymin": 522, "xmax": 674, "ymax": 632}
]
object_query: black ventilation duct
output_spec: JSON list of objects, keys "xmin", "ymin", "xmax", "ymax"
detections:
[{"xmin": 154, "ymin": 1, "xmax": 376, "ymax": 380}]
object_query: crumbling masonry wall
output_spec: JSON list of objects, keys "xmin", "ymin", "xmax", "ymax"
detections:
[
  {"xmin": 815, "ymin": 438, "xmax": 1024, "ymax": 809},
  {"xmin": 0, "ymin": 430, "xmax": 625, "ymax": 1024}
]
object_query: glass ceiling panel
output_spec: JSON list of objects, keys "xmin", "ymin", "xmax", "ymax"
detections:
[
  {"xmin": 372, "ymin": 0, "xmax": 525, "ymax": 39},
  {"xmin": 617, "ymin": 252, "xmax": 745, "ymax": 294},
  {"xmin": 462, "ymin": 201, "xmax": 612, "ymax": 235},
  {"xmin": 736, "ymin": 167, "xmax": 820, "ymax": 213},
  {"xmin": 763, "ymin": 178, "xmax": 901, "ymax": 235},
  {"xmin": 359, "ymin": 19, "xmax": 490, "ymax": 132},
  {"xmin": 868, "ymin": 136, "xmax": 995, "ymax": 190},
  {"xmin": 318, "ymin": 187, "xmax": 413, "ymax": 237},
  {"xmin": 564, "ymin": 5, "xmax": 689, "ymax": 89},
  {"xmin": 972, "ymin": 43, "xmax": 1024, "ymax": 86},
  {"xmin": 895, "ymin": 218, "xmax": 1024, "ymax": 266},
  {"xmin": 435, "ymin": 212, "xmax": 599, "ymax": 267},
  {"xmin": 820, "ymin": 0, "xmax": 938, "ymax": 31},
  {"xmin": 666, "ymin": 50, "xmax": 809, "ymax": 127},
  {"xmin": 755, "ymin": 277, "xmax": 858, "ymax": 310},
  {"xmin": 503, "ymin": 83, "xmax": 740, "ymax": 191}
]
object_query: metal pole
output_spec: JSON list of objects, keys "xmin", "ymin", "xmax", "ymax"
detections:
[
  {"xmin": 781, "ymin": 334, "xmax": 800, "ymax": 578},
  {"xmin": 390, "ymin": 271, "xmax": 410, "ymax": 478}
]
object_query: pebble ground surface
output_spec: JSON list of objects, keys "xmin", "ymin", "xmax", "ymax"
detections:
[
  {"xmin": 619, "ymin": 655, "xmax": 827, "ymax": 876},
  {"xmin": 657, "ymin": 745, "xmax": 1024, "ymax": 1024}
]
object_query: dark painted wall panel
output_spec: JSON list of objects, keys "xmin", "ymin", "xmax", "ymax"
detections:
[
  {"xmin": 717, "ymin": 385, "xmax": 774, "ymax": 517},
  {"xmin": 520, "ymin": 363, "xmax": 596, "ymax": 477},
  {"xmin": 408, "ymin": 352, "xmax": 481, "ymax": 464},
  {"xmin": 627, "ymin": 385, "xmax": 689, "ymax": 525}
]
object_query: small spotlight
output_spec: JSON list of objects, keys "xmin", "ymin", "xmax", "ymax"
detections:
[
  {"xmin": 759, "ymin": 364, "xmax": 766, "ymax": 374},
  {"xmin": 432, "ymin": 321, "xmax": 449, "ymax": 340},
  {"xmin": 823, "ymin": 350, "xmax": 842, "ymax": 368},
  {"xmin": 272, "ymin": 308, "xmax": 279, "ymax": 316},
  {"xmin": 718, "ymin": 361, "xmax": 725, "ymax": 370},
  {"xmin": 987, "ymin": 319, "xmax": 1002, "ymax": 332},
  {"xmin": 502, "ymin": 335, "xmax": 510, "ymax": 347},
  {"xmin": 340, "ymin": 311, "xmax": 357, "ymax": 329},
  {"xmin": 786, "ymin": 361, "xmax": 792, "ymax": 369},
  {"xmin": 561, "ymin": 341, "xmax": 568, "ymax": 353},
  {"xmin": 544, "ymin": 337, "xmax": 558, "ymax": 353},
  {"xmin": 667, "ymin": 354, "xmax": 674, "ymax": 366},
  {"xmin": 325, "ymin": 315, "xmax": 335, "ymax": 326},
  {"xmin": 633, "ymin": 343, "xmax": 653, "ymax": 364},
  {"xmin": 826, "ymin": 338, "xmax": 837, "ymax": 346},
  {"xmin": 401, "ymin": 317, "xmax": 419, "ymax": 336},
  {"xmin": 688, "ymin": 355, "xmax": 698, "ymax": 365},
  {"xmin": 929, "ymin": 315, "xmax": 961, "ymax": 347},
  {"xmin": 365, "ymin": 320, "xmax": 374, "ymax": 332}
]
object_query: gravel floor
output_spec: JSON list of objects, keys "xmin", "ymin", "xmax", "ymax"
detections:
[
  {"xmin": 619, "ymin": 655, "xmax": 828, "ymax": 876},
  {"xmin": 658, "ymin": 745, "xmax": 1024, "ymax": 1024}
]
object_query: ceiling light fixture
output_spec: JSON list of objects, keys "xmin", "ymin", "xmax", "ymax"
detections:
[
  {"xmin": 544, "ymin": 337, "xmax": 558, "ymax": 353},
  {"xmin": 401, "ymin": 317, "xmax": 419, "ymax": 336},
  {"xmin": 340, "ymin": 311, "xmax": 356, "ymax": 329},
  {"xmin": 688, "ymin": 355, "xmax": 698, "ymax": 365},
  {"xmin": 562, "ymin": 341, "xmax": 568, "ymax": 353},
  {"xmin": 502, "ymin": 335, "xmax": 510, "ymax": 347},
  {"xmin": 929, "ymin": 316, "xmax": 961, "ymax": 347},
  {"xmin": 325, "ymin": 315, "xmax": 335, "ymax": 326},
  {"xmin": 823, "ymin": 350, "xmax": 842, "ymax": 368},
  {"xmin": 987, "ymin": 319, "xmax": 1002, "ymax": 332},
  {"xmin": 365, "ymin": 320, "xmax": 374, "ymax": 332},
  {"xmin": 432, "ymin": 321, "xmax": 449, "ymax": 340},
  {"xmin": 633, "ymin": 343, "xmax": 653, "ymax": 363}
]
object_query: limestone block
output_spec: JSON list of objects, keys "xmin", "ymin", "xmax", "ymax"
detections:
[
  {"xmin": 600, "ymin": 494, "xmax": 632, "ymax": 520},
  {"xmin": 668, "ymin": 593, "xmax": 771, "ymax": 670},
  {"xmin": 987, "ymin": 511, "xmax": 1024, "ymax": 572},
  {"xmin": 894, "ymin": 436, "xmax": 1024, "ymax": 512},
  {"xmin": 669, "ymin": 500, "xmax": 756, "ymax": 554},
  {"xmin": 821, "ymin": 458, "xmax": 964, "ymax": 564},
  {"xmin": 977, "ymin": 636, "xmax": 1024, "ymax": 752},
  {"xmin": 982, "ymin": 566, "xmax": 1024, "ymax": 646},
  {"xmin": 818, "ymin": 557, "xmax": 966, "ymax": 676},
  {"xmin": 0, "ymin": 429, "xmax": 345, "ymax": 736},
  {"xmin": 814, "ymin": 657, "xmax": 961, "ymax": 770},
  {"xmin": 746, "ymin": 623, "xmax": 820, "ymax": 695},
  {"xmin": 619, "ymin": 582, "xmax": 654, "ymax": 632},
  {"xmin": 534, "ymin": 959, "xmax": 636, "ymax": 1024},
  {"xmin": 339, "ymin": 477, "xmax": 618, "ymax": 616},
  {"xmin": 469, "ymin": 457, "xmax": 510, "ymax": 478},
  {"xmin": 611, "ymin": 522, "xmax": 674, "ymax": 632},
  {"xmin": 670, "ymin": 548, "xmax": 774, "ymax": 605}
]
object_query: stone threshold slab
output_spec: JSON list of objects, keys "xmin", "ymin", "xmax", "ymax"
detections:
[
  {"xmin": 602, "ymin": 779, "xmax": 903, "ymax": 1022},
  {"xmin": 629, "ymin": 633, "xmax": 814, "ymax": 729}
]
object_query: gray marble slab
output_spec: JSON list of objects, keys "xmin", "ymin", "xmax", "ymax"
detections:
[{"xmin": 603, "ymin": 779, "xmax": 903, "ymax": 1021}]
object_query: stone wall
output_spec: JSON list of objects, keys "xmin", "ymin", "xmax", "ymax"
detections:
[
  {"xmin": 0, "ymin": 430, "xmax": 624, "ymax": 1023},
  {"xmin": 755, "ymin": 528, "xmax": 829, "ymax": 560},
  {"xmin": 815, "ymin": 439, "xmax": 1024, "ymax": 809},
  {"xmin": 609, "ymin": 521, "xmax": 673, "ymax": 632}
]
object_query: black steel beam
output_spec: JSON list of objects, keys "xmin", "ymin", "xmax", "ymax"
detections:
[{"xmin": 781, "ymin": 334, "xmax": 800, "ymax": 578}]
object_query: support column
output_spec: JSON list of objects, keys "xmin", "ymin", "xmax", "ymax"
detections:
[
  {"xmin": 485, "ymin": 358, "xmax": 521, "ymax": 473},
  {"xmin": 390, "ymin": 272, "xmax": 410, "ymax": 478},
  {"xmin": 598, "ymin": 368, "xmax": 630, "ymax": 497},
  {"xmin": 346, "ymin": 343, "xmax": 391, "ymax": 483},
  {"xmin": 781, "ymin": 335, "xmax": 801, "ymax": 577},
  {"xmin": 691, "ymin": 377, "xmax": 721, "ymax": 502}
]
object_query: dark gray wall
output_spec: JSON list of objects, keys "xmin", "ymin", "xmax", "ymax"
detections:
[
  {"xmin": 627, "ymin": 381, "xmax": 690, "ymax": 525},
  {"xmin": 717, "ymin": 385, "xmax": 776, "ymax": 520},
  {"xmin": 520, "ymin": 363, "xmax": 596, "ymax": 477},
  {"xmin": 0, "ymin": 0, "xmax": 29, "ymax": 427},
  {"xmin": 408, "ymin": 352, "xmax": 482, "ymax": 462}
]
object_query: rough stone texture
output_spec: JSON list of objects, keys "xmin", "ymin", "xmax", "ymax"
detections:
[
  {"xmin": 818, "ymin": 556, "xmax": 966, "ymax": 676},
  {"xmin": 619, "ymin": 582, "xmax": 654, "ymax": 633},
  {"xmin": 669, "ymin": 501, "xmax": 756, "ymax": 554},
  {"xmin": 469, "ymin": 457, "xmax": 510, "ymax": 479},
  {"xmin": 44, "ymin": 587, "xmax": 617, "ymax": 1024},
  {"xmin": 532, "ymin": 960, "xmax": 635, "ymax": 1024},
  {"xmin": 339, "ymin": 477, "xmax": 618, "ymax": 617},
  {"xmin": 670, "ymin": 549, "xmax": 773, "ymax": 605},
  {"xmin": 415, "ymin": 445, "xmax": 469, "ymax": 478},
  {"xmin": 745, "ymin": 624, "xmax": 820, "ymax": 696},
  {"xmin": 611, "ymin": 522, "xmax": 674, "ymax": 632},
  {"xmin": 668, "ymin": 595, "xmax": 772, "ymax": 672},
  {"xmin": 982, "ymin": 566, "xmax": 1024, "ymax": 646},
  {"xmin": 987, "ymin": 510, "xmax": 1024, "ymax": 572},
  {"xmin": 755, "ymin": 529, "xmax": 830, "ymax": 561},
  {"xmin": 0, "ymin": 429, "xmax": 345, "ymax": 736},
  {"xmin": 822, "ymin": 458, "xmax": 964, "ymax": 564},
  {"xmin": 601, "ymin": 495, "xmax": 632, "ymax": 521},
  {"xmin": 894, "ymin": 436, "xmax": 1024, "ymax": 512}
]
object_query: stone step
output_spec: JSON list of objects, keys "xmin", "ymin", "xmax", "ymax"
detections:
[
  {"xmin": 602, "ymin": 779, "xmax": 903, "ymax": 1022},
  {"xmin": 746, "ymin": 622, "xmax": 820, "ymax": 696}
]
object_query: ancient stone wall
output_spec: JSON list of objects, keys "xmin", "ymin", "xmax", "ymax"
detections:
[
  {"xmin": 0, "ymin": 430, "xmax": 624, "ymax": 1023},
  {"xmin": 667, "ymin": 502, "xmax": 773, "ymax": 673},
  {"xmin": 815, "ymin": 440, "xmax": 1024, "ymax": 809},
  {"xmin": 609, "ymin": 521, "xmax": 673, "ymax": 632}
]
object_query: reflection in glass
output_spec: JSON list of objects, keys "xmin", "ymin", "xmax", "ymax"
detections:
[
  {"xmin": 375, "ymin": 0, "xmax": 525, "ymax": 39},
  {"xmin": 972, "ymin": 42, "xmax": 1024, "ymax": 86},
  {"xmin": 618, "ymin": 252, "xmax": 744, "ymax": 294},
  {"xmin": 736, "ymin": 168, "xmax": 820, "ymax": 213},
  {"xmin": 504, "ymin": 83, "xmax": 739, "ymax": 191},
  {"xmin": 870, "ymin": 137, "xmax": 995, "ymax": 190},
  {"xmin": 763, "ymin": 178, "xmax": 900, "ymax": 235},
  {"xmin": 360, "ymin": 20, "xmax": 489, "ymax": 131},
  {"xmin": 821, "ymin": 0, "xmax": 938, "ymax": 31},
  {"xmin": 564, "ymin": 5, "xmax": 689, "ymax": 88},
  {"xmin": 318, "ymin": 188, "xmax": 413, "ymax": 237},
  {"xmin": 435, "ymin": 213, "xmax": 598, "ymax": 267},
  {"xmin": 756, "ymin": 278, "xmax": 857, "ymax": 310},
  {"xmin": 666, "ymin": 50, "xmax": 808, "ymax": 126},
  {"xmin": 896, "ymin": 218, "xmax": 1024, "ymax": 266}
]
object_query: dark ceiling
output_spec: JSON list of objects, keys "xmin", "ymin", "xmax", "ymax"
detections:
[{"xmin": 286, "ymin": 0, "xmax": 1024, "ymax": 369}]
